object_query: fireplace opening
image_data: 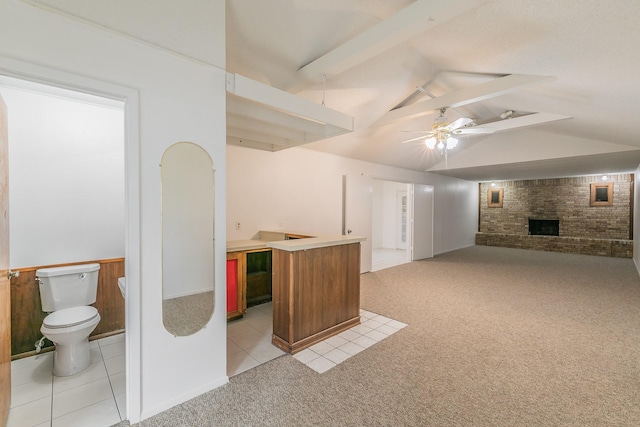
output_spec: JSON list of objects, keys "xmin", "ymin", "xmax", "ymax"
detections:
[{"xmin": 529, "ymin": 219, "xmax": 559, "ymax": 236}]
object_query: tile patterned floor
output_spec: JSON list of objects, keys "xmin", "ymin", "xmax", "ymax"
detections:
[
  {"xmin": 11, "ymin": 305, "xmax": 406, "ymax": 425},
  {"xmin": 227, "ymin": 303, "xmax": 408, "ymax": 376},
  {"xmin": 8, "ymin": 333, "xmax": 125, "ymax": 427}
]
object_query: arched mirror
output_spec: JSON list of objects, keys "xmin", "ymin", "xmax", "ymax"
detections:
[{"xmin": 161, "ymin": 142, "xmax": 214, "ymax": 336}]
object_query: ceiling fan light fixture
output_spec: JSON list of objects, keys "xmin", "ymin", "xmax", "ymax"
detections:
[
  {"xmin": 425, "ymin": 137, "xmax": 436, "ymax": 149},
  {"xmin": 437, "ymin": 141, "xmax": 445, "ymax": 150},
  {"xmin": 446, "ymin": 137, "xmax": 459, "ymax": 149}
]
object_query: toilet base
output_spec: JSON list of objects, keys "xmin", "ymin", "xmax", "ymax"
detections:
[{"xmin": 52, "ymin": 337, "xmax": 92, "ymax": 377}]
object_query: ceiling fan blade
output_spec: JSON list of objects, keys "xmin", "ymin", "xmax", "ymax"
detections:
[
  {"xmin": 478, "ymin": 112, "xmax": 572, "ymax": 132},
  {"xmin": 452, "ymin": 127, "xmax": 496, "ymax": 135},
  {"xmin": 400, "ymin": 135, "xmax": 429, "ymax": 144},
  {"xmin": 446, "ymin": 117, "xmax": 474, "ymax": 130}
]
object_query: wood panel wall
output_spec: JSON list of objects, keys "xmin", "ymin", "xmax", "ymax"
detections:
[
  {"xmin": 10, "ymin": 258, "xmax": 125, "ymax": 358},
  {"xmin": 272, "ymin": 243, "xmax": 361, "ymax": 354}
]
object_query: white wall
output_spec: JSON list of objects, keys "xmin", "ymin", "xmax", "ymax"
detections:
[
  {"xmin": 371, "ymin": 179, "xmax": 384, "ymax": 248},
  {"xmin": 1, "ymin": 86, "xmax": 124, "ymax": 268},
  {"xmin": 381, "ymin": 181, "xmax": 407, "ymax": 249},
  {"xmin": 0, "ymin": 0, "xmax": 227, "ymax": 422},
  {"xmin": 227, "ymin": 145, "xmax": 478, "ymax": 255}
]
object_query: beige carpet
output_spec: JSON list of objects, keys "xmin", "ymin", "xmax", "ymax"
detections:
[{"xmin": 118, "ymin": 246, "xmax": 640, "ymax": 426}]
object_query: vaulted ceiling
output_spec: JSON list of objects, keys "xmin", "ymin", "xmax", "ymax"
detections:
[
  {"xmin": 226, "ymin": 0, "xmax": 640, "ymax": 181},
  {"xmin": 26, "ymin": 0, "xmax": 640, "ymax": 181}
]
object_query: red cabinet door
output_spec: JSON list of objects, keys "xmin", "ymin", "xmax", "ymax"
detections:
[{"xmin": 226, "ymin": 258, "xmax": 238, "ymax": 313}]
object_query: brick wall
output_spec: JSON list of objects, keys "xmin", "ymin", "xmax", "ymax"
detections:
[
  {"xmin": 479, "ymin": 175, "xmax": 632, "ymax": 240},
  {"xmin": 477, "ymin": 174, "xmax": 633, "ymax": 258}
]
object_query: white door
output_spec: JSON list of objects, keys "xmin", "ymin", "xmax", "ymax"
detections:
[
  {"xmin": 411, "ymin": 184, "xmax": 434, "ymax": 260},
  {"xmin": 343, "ymin": 173, "xmax": 373, "ymax": 273}
]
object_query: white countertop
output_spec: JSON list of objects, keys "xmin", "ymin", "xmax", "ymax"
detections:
[
  {"xmin": 266, "ymin": 234, "xmax": 364, "ymax": 252},
  {"xmin": 227, "ymin": 231, "xmax": 365, "ymax": 253}
]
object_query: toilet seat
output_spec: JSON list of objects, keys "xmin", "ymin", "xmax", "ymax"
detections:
[{"xmin": 43, "ymin": 306, "xmax": 99, "ymax": 329}]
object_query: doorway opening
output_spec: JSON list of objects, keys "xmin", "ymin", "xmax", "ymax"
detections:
[
  {"xmin": 0, "ymin": 75, "xmax": 127, "ymax": 425},
  {"xmin": 371, "ymin": 180, "xmax": 411, "ymax": 271}
]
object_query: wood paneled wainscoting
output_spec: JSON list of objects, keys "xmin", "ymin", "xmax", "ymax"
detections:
[{"xmin": 10, "ymin": 258, "xmax": 125, "ymax": 358}]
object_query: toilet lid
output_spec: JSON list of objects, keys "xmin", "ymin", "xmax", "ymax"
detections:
[{"xmin": 43, "ymin": 306, "xmax": 99, "ymax": 329}]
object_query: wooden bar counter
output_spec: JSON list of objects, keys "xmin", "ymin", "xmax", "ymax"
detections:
[{"xmin": 267, "ymin": 235, "xmax": 364, "ymax": 354}]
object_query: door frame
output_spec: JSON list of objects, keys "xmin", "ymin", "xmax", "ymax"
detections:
[{"xmin": 0, "ymin": 56, "xmax": 141, "ymax": 422}]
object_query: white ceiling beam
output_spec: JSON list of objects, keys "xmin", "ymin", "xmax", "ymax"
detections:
[
  {"xmin": 287, "ymin": 0, "xmax": 483, "ymax": 93},
  {"xmin": 376, "ymin": 74, "xmax": 556, "ymax": 126},
  {"xmin": 227, "ymin": 98, "xmax": 327, "ymax": 137},
  {"xmin": 474, "ymin": 112, "xmax": 573, "ymax": 132},
  {"xmin": 226, "ymin": 126, "xmax": 294, "ymax": 147},
  {"xmin": 226, "ymin": 73, "xmax": 353, "ymax": 132}
]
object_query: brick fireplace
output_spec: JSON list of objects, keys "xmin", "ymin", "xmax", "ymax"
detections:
[{"xmin": 476, "ymin": 174, "xmax": 633, "ymax": 258}]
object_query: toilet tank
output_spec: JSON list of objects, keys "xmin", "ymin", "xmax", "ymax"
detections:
[{"xmin": 36, "ymin": 263, "xmax": 101, "ymax": 311}]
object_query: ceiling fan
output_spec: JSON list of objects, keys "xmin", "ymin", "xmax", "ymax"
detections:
[{"xmin": 400, "ymin": 107, "xmax": 494, "ymax": 151}]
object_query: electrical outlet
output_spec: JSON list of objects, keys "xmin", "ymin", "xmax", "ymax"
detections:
[{"xmin": 235, "ymin": 221, "xmax": 241, "ymax": 230}]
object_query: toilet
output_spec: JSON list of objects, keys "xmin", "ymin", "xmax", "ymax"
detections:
[{"xmin": 36, "ymin": 263, "xmax": 101, "ymax": 376}]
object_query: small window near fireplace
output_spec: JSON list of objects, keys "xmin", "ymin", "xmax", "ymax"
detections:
[
  {"xmin": 487, "ymin": 188, "xmax": 503, "ymax": 208},
  {"xmin": 590, "ymin": 182, "xmax": 613, "ymax": 207}
]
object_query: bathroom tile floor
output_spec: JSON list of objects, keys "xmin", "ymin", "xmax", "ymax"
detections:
[
  {"xmin": 8, "ymin": 333, "xmax": 125, "ymax": 427},
  {"xmin": 228, "ymin": 302, "xmax": 408, "ymax": 376}
]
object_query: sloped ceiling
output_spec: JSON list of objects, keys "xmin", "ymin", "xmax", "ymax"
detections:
[{"xmin": 25, "ymin": 0, "xmax": 640, "ymax": 181}]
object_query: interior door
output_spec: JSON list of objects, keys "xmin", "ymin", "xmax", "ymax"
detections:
[
  {"xmin": 411, "ymin": 184, "xmax": 434, "ymax": 261},
  {"xmin": 343, "ymin": 173, "xmax": 373, "ymax": 273},
  {"xmin": 0, "ymin": 94, "xmax": 11, "ymax": 425}
]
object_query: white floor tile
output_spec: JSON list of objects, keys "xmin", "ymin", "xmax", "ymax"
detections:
[
  {"xmin": 359, "ymin": 310, "xmax": 376, "ymax": 320},
  {"xmin": 323, "ymin": 348, "xmax": 351, "ymax": 364},
  {"xmin": 52, "ymin": 377, "xmax": 113, "ymax": 418},
  {"xmin": 377, "ymin": 324, "xmax": 400, "ymax": 336},
  {"xmin": 11, "ymin": 353, "xmax": 53, "ymax": 373},
  {"xmin": 227, "ymin": 351, "xmax": 261, "ymax": 377},
  {"xmin": 96, "ymin": 333, "xmax": 124, "ymax": 347},
  {"xmin": 371, "ymin": 315, "xmax": 393, "ymax": 325},
  {"xmin": 306, "ymin": 357, "xmax": 336, "ymax": 374},
  {"xmin": 308, "ymin": 341, "xmax": 334, "ymax": 355},
  {"xmin": 6, "ymin": 395, "xmax": 51, "ymax": 427},
  {"xmin": 386, "ymin": 320, "xmax": 407, "ymax": 329},
  {"xmin": 337, "ymin": 329, "xmax": 361, "ymax": 341},
  {"xmin": 292, "ymin": 349, "xmax": 320, "ymax": 364},
  {"xmin": 98, "ymin": 340, "xmax": 125, "ymax": 360},
  {"xmin": 247, "ymin": 340, "xmax": 286, "ymax": 364},
  {"xmin": 365, "ymin": 329, "xmax": 389, "ymax": 342},
  {"xmin": 352, "ymin": 334, "xmax": 377, "ymax": 349},
  {"xmin": 10, "ymin": 335, "xmax": 127, "ymax": 427},
  {"xmin": 338, "ymin": 341, "xmax": 366, "ymax": 356},
  {"xmin": 115, "ymin": 393, "xmax": 127, "ymax": 420},
  {"xmin": 226, "ymin": 306, "xmax": 408, "ymax": 377},
  {"xmin": 361, "ymin": 319, "xmax": 384, "ymax": 330},
  {"xmin": 11, "ymin": 379, "xmax": 52, "ymax": 408},
  {"xmin": 11, "ymin": 363, "xmax": 52, "ymax": 390},
  {"xmin": 324, "ymin": 335, "xmax": 348, "ymax": 348},
  {"xmin": 227, "ymin": 319, "xmax": 258, "ymax": 336},
  {"xmin": 227, "ymin": 339, "xmax": 243, "ymax": 356},
  {"xmin": 51, "ymin": 397, "xmax": 121, "ymax": 427},
  {"xmin": 104, "ymin": 355, "xmax": 125, "ymax": 376},
  {"xmin": 230, "ymin": 329, "xmax": 269, "ymax": 351},
  {"xmin": 109, "ymin": 371, "xmax": 126, "ymax": 396},
  {"xmin": 53, "ymin": 360, "xmax": 108, "ymax": 394},
  {"xmin": 351, "ymin": 324, "xmax": 373, "ymax": 335}
]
